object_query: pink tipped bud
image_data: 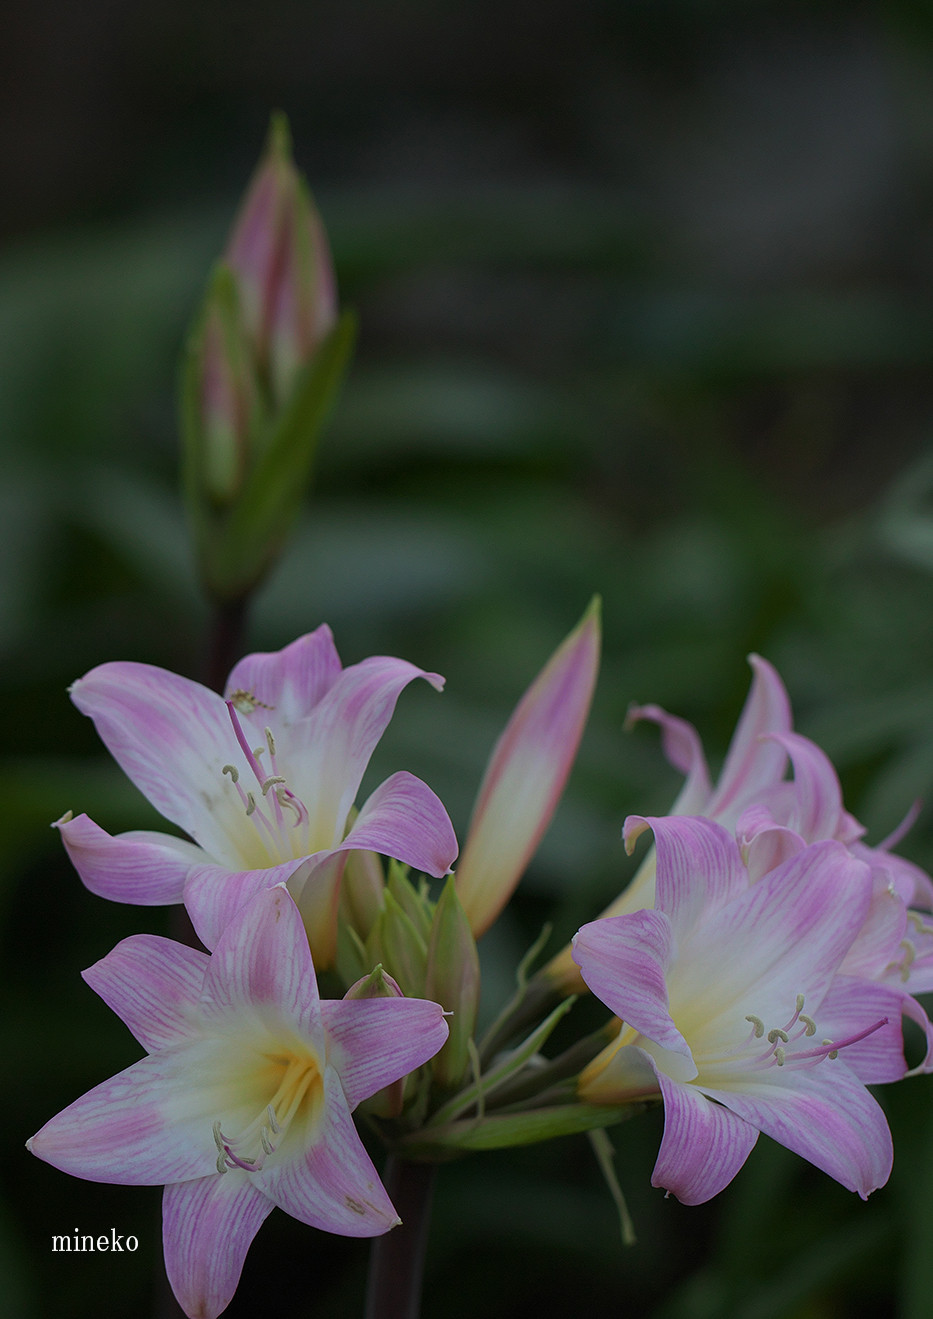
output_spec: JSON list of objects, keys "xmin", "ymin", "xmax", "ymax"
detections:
[
  {"xmin": 456, "ymin": 598, "xmax": 601, "ymax": 937},
  {"xmin": 343, "ymin": 964, "xmax": 405, "ymax": 1000},
  {"xmin": 225, "ymin": 113, "xmax": 337, "ymax": 406}
]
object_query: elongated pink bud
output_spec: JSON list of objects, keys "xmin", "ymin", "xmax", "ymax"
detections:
[
  {"xmin": 456, "ymin": 598, "xmax": 601, "ymax": 936},
  {"xmin": 225, "ymin": 113, "xmax": 337, "ymax": 406}
]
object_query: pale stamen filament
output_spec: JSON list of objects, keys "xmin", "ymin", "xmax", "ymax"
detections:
[
  {"xmin": 707, "ymin": 996, "xmax": 886, "ymax": 1075},
  {"xmin": 222, "ymin": 702, "xmax": 315, "ymax": 862},
  {"xmin": 213, "ymin": 1055, "xmax": 320, "ymax": 1175}
]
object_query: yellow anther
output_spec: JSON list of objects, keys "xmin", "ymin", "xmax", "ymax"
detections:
[
  {"xmin": 799, "ymin": 1014, "xmax": 817, "ymax": 1037},
  {"xmin": 245, "ymin": 792, "xmax": 257, "ymax": 817},
  {"xmin": 222, "ymin": 764, "xmax": 239, "ymax": 783},
  {"xmin": 767, "ymin": 1028, "xmax": 789, "ymax": 1044},
  {"xmin": 261, "ymin": 775, "xmax": 287, "ymax": 795},
  {"xmin": 265, "ymin": 727, "xmax": 276, "ymax": 757},
  {"xmin": 745, "ymin": 1015, "xmax": 765, "ymax": 1038},
  {"xmin": 774, "ymin": 1046, "xmax": 786, "ymax": 1066}
]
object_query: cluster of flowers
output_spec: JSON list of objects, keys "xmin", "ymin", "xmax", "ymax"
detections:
[{"xmin": 29, "ymin": 617, "xmax": 933, "ymax": 1316}]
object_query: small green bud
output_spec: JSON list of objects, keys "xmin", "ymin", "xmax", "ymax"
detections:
[{"xmin": 425, "ymin": 877, "xmax": 481, "ymax": 1089}]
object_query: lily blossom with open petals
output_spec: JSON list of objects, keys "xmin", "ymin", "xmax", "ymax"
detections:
[
  {"xmin": 27, "ymin": 885, "xmax": 448, "ymax": 1319},
  {"xmin": 57, "ymin": 625, "xmax": 457, "ymax": 963},
  {"xmin": 547, "ymin": 654, "xmax": 933, "ymax": 998},
  {"xmin": 573, "ymin": 816, "xmax": 899, "ymax": 1204},
  {"xmin": 455, "ymin": 598, "xmax": 600, "ymax": 937}
]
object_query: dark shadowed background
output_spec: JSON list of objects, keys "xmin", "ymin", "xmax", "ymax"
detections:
[{"xmin": 4, "ymin": 3, "xmax": 933, "ymax": 1317}]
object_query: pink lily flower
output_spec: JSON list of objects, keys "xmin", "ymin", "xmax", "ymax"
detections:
[
  {"xmin": 542, "ymin": 654, "xmax": 791, "ymax": 992},
  {"xmin": 631, "ymin": 654, "xmax": 933, "ymax": 903},
  {"xmin": 27, "ymin": 884, "xmax": 449, "ymax": 1319},
  {"xmin": 454, "ymin": 599, "xmax": 600, "ymax": 937},
  {"xmin": 573, "ymin": 816, "xmax": 899, "ymax": 1204},
  {"xmin": 636, "ymin": 671, "xmax": 933, "ymax": 1064},
  {"xmin": 57, "ymin": 625, "xmax": 457, "ymax": 963}
]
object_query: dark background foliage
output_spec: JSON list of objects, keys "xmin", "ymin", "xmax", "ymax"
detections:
[{"xmin": 4, "ymin": 2, "xmax": 933, "ymax": 1316}]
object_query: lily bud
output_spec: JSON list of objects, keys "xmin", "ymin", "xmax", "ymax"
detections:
[
  {"xmin": 366, "ymin": 890, "xmax": 429, "ymax": 1000},
  {"xmin": 425, "ymin": 878, "xmax": 481, "ymax": 1089},
  {"xmin": 181, "ymin": 113, "xmax": 354, "ymax": 601},
  {"xmin": 343, "ymin": 963, "xmax": 405, "ymax": 1001},
  {"xmin": 195, "ymin": 265, "xmax": 258, "ymax": 504},
  {"xmin": 455, "ymin": 598, "xmax": 601, "ymax": 937},
  {"xmin": 340, "ymin": 847, "xmax": 386, "ymax": 944},
  {"xmin": 225, "ymin": 112, "xmax": 337, "ymax": 407},
  {"xmin": 343, "ymin": 965, "xmax": 407, "ymax": 1119}
]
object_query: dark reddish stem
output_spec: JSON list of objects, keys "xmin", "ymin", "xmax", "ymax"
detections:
[
  {"xmin": 364, "ymin": 1156, "xmax": 436, "ymax": 1319},
  {"xmin": 204, "ymin": 594, "xmax": 250, "ymax": 694}
]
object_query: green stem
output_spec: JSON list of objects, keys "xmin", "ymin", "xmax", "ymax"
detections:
[{"xmin": 364, "ymin": 1156, "xmax": 436, "ymax": 1319}]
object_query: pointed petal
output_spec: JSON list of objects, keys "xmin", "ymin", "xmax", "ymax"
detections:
[
  {"xmin": 738, "ymin": 810, "xmax": 806, "ymax": 883},
  {"xmin": 200, "ymin": 886, "xmax": 321, "ymax": 1040},
  {"xmin": 626, "ymin": 704, "xmax": 712, "ymax": 815},
  {"xmin": 282, "ymin": 655, "xmax": 445, "ymax": 848},
  {"xmin": 285, "ymin": 851, "xmax": 347, "ymax": 970},
  {"xmin": 56, "ymin": 814, "xmax": 204, "ymax": 905},
  {"xmin": 623, "ymin": 815, "xmax": 747, "ymax": 934},
  {"xmin": 224, "ymin": 625, "xmax": 342, "ymax": 728},
  {"xmin": 347, "ymin": 771, "xmax": 457, "ymax": 878},
  {"xmin": 456, "ymin": 600, "xmax": 600, "ymax": 936},
  {"xmin": 814, "ymin": 976, "xmax": 906, "ymax": 1083},
  {"xmin": 261, "ymin": 1068, "xmax": 398, "ymax": 1235},
  {"xmin": 572, "ymin": 910, "xmax": 692, "ymax": 1064},
  {"xmin": 901, "ymin": 991, "xmax": 933, "ymax": 1073},
  {"xmin": 653, "ymin": 1071, "xmax": 759, "ymax": 1204},
  {"xmin": 674, "ymin": 842, "xmax": 872, "ymax": 1035},
  {"xmin": 83, "ymin": 935, "xmax": 209, "ymax": 1053},
  {"xmin": 707, "ymin": 654, "xmax": 792, "ymax": 826},
  {"xmin": 26, "ymin": 1048, "xmax": 220, "ymax": 1186},
  {"xmin": 319, "ymin": 998, "xmax": 448, "ymax": 1109},
  {"xmin": 764, "ymin": 732, "xmax": 854, "ymax": 842},
  {"xmin": 69, "ymin": 661, "xmax": 250, "ymax": 863},
  {"xmin": 701, "ymin": 1061, "xmax": 893, "ymax": 1199},
  {"xmin": 838, "ymin": 872, "xmax": 908, "ymax": 981},
  {"xmin": 860, "ymin": 843, "xmax": 933, "ymax": 910},
  {"xmin": 183, "ymin": 854, "xmax": 316, "ymax": 952},
  {"xmin": 163, "ymin": 1174, "xmax": 273, "ymax": 1319}
]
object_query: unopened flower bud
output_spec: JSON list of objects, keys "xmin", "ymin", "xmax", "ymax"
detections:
[
  {"xmin": 343, "ymin": 963, "xmax": 404, "ymax": 1000},
  {"xmin": 456, "ymin": 597, "xmax": 601, "ymax": 937},
  {"xmin": 425, "ymin": 877, "xmax": 481, "ymax": 1089},
  {"xmin": 181, "ymin": 113, "xmax": 354, "ymax": 601},
  {"xmin": 225, "ymin": 112, "xmax": 337, "ymax": 407}
]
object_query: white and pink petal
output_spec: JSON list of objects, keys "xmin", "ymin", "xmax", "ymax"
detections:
[
  {"xmin": 199, "ymin": 886, "xmax": 321, "ymax": 1041},
  {"xmin": 260, "ymin": 1068, "xmax": 398, "ymax": 1236},
  {"xmin": 320, "ymin": 997, "xmax": 449, "ymax": 1109},
  {"xmin": 701, "ymin": 1062, "xmax": 892, "ymax": 1199},
  {"xmin": 162, "ymin": 1173, "xmax": 274, "ymax": 1319},
  {"xmin": 69, "ymin": 662, "xmax": 246, "ymax": 859},
  {"xmin": 225, "ymin": 625, "xmax": 343, "ymax": 728},
  {"xmin": 346, "ymin": 771, "xmax": 457, "ymax": 878},
  {"xmin": 83, "ymin": 935, "xmax": 209, "ymax": 1053},
  {"xmin": 26, "ymin": 1047, "xmax": 222, "ymax": 1187},
  {"xmin": 572, "ymin": 910, "xmax": 691, "ymax": 1064},
  {"xmin": 652, "ymin": 1072, "xmax": 759, "ymax": 1205},
  {"xmin": 57, "ymin": 814, "xmax": 205, "ymax": 905}
]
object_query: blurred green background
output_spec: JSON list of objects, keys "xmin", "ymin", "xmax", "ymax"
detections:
[{"xmin": 5, "ymin": 1, "xmax": 933, "ymax": 1316}]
